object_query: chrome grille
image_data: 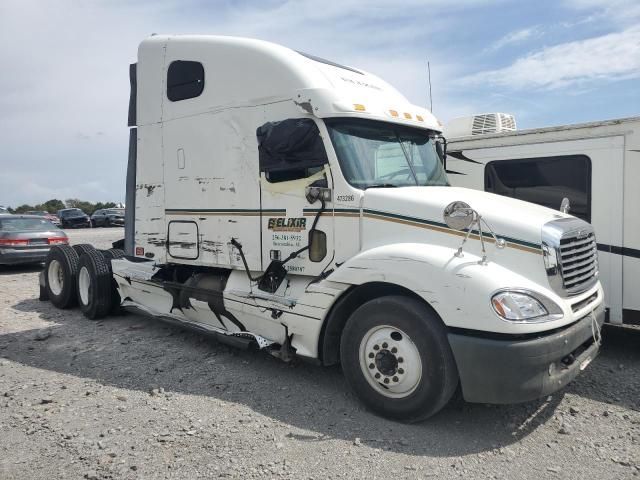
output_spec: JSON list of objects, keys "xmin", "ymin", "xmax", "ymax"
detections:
[
  {"xmin": 559, "ymin": 232, "xmax": 598, "ymax": 291},
  {"xmin": 542, "ymin": 218, "xmax": 599, "ymax": 297}
]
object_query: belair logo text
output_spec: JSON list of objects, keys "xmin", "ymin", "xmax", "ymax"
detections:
[{"xmin": 268, "ymin": 217, "xmax": 307, "ymax": 232}]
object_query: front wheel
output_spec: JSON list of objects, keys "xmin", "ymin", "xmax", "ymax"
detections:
[{"xmin": 340, "ymin": 295, "xmax": 458, "ymax": 422}]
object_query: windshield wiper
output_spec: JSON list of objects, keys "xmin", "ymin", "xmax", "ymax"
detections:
[
  {"xmin": 395, "ymin": 132, "xmax": 419, "ymax": 185},
  {"xmin": 364, "ymin": 183, "xmax": 398, "ymax": 189}
]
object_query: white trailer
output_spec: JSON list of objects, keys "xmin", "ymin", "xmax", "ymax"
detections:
[
  {"xmin": 40, "ymin": 36, "xmax": 604, "ymax": 421},
  {"xmin": 446, "ymin": 116, "xmax": 639, "ymax": 326}
]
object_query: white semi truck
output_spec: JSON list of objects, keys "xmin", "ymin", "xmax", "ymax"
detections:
[{"xmin": 40, "ymin": 36, "xmax": 604, "ymax": 421}]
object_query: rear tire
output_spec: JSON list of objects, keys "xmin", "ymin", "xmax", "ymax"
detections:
[
  {"xmin": 340, "ymin": 295, "xmax": 458, "ymax": 422},
  {"xmin": 38, "ymin": 283, "xmax": 49, "ymax": 301},
  {"xmin": 99, "ymin": 250, "xmax": 123, "ymax": 314},
  {"xmin": 73, "ymin": 244, "xmax": 97, "ymax": 257},
  {"xmin": 76, "ymin": 250, "xmax": 112, "ymax": 320},
  {"xmin": 101, "ymin": 248, "xmax": 125, "ymax": 260},
  {"xmin": 44, "ymin": 245, "xmax": 79, "ymax": 309}
]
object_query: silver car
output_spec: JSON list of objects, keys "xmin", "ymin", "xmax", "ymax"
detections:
[{"xmin": 0, "ymin": 215, "xmax": 69, "ymax": 265}]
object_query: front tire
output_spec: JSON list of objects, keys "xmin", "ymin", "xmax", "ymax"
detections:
[{"xmin": 340, "ymin": 295, "xmax": 458, "ymax": 422}]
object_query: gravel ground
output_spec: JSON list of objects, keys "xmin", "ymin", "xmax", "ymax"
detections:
[{"xmin": 0, "ymin": 228, "xmax": 638, "ymax": 479}]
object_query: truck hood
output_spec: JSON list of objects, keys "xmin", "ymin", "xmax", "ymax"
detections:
[{"xmin": 362, "ymin": 186, "xmax": 571, "ymax": 248}]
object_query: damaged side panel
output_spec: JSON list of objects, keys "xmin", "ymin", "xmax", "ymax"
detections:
[
  {"xmin": 135, "ymin": 123, "xmax": 167, "ymax": 262},
  {"xmin": 161, "ymin": 107, "xmax": 265, "ymax": 269}
]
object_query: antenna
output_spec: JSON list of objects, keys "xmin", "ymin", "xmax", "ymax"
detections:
[{"xmin": 427, "ymin": 60, "xmax": 433, "ymax": 112}]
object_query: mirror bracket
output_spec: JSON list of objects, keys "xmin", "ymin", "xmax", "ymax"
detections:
[
  {"xmin": 444, "ymin": 201, "xmax": 505, "ymax": 264},
  {"xmin": 305, "ymin": 186, "xmax": 332, "ymax": 204}
]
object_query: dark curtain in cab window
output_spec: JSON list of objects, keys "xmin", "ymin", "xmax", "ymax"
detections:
[
  {"xmin": 484, "ymin": 155, "xmax": 592, "ymax": 222},
  {"xmin": 167, "ymin": 61, "xmax": 205, "ymax": 101}
]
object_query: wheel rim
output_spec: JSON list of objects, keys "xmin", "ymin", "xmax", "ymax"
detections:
[
  {"xmin": 47, "ymin": 259, "xmax": 64, "ymax": 296},
  {"xmin": 359, "ymin": 325, "xmax": 422, "ymax": 398},
  {"xmin": 78, "ymin": 266, "xmax": 91, "ymax": 306}
]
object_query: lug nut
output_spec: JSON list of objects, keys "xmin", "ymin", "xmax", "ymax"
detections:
[
  {"xmin": 398, "ymin": 368, "xmax": 404, "ymax": 374},
  {"xmin": 398, "ymin": 357, "xmax": 404, "ymax": 363},
  {"xmin": 382, "ymin": 342, "xmax": 388, "ymax": 349},
  {"xmin": 368, "ymin": 352, "xmax": 374, "ymax": 358},
  {"xmin": 383, "ymin": 378, "xmax": 389, "ymax": 384},
  {"xmin": 374, "ymin": 373, "xmax": 381, "ymax": 379},
  {"xmin": 373, "ymin": 344, "xmax": 380, "ymax": 351},
  {"xmin": 391, "ymin": 347, "xmax": 397, "ymax": 354},
  {"xmin": 369, "ymin": 363, "xmax": 375, "ymax": 369},
  {"xmin": 393, "ymin": 376, "xmax": 399, "ymax": 382}
]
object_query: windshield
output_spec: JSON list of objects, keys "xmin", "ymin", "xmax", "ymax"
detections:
[
  {"xmin": 325, "ymin": 118, "xmax": 449, "ymax": 189},
  {"xmin": 106, "ymin": 209, "xmax": 124, "ymax": 215},
  {"xmin": 62, "ymin": 209, "xmax": 84, "ymax": 217},
  {"xmin": 0, "ymin": 217, "xmax": 57, "ymax": 232}
]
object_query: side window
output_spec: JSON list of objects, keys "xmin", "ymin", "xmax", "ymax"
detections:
[
  {"xmin": 167, "ymin": 61, "xmax": 205, "ymax": 102},
  {"xmin": 257, "ymin": 118, "xmax": 329, "ymax": 183},
  {"xmin": 266, "ymin": 166, "xmax": 324, "ymax": 183},
  {"xmin": 485, "ymin": 155, "xmax": 592, "ymax": 222}
]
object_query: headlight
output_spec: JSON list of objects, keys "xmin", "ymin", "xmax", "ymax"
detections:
[{"xmin": 491, "ymin": 290, "xmax": 563, "ymax": 323}]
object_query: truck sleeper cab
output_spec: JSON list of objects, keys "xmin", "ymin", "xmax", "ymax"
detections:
[{"xmin": 43, "ymin": 35, "xmax": 604, "ymax": 421}]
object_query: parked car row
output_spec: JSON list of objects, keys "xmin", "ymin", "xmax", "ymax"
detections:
[
  {"xmin": 57, "ymin": 208, "xmax": 91, "ymax": 228},
  {"xmin": 0, "ymin": 214, "xmax": 69, "ymax": 266},
  {"xmin": 25, "ymin": 210, "xmax": 61, "ymax": 226},
  {"xmin": 53, "ymin": 208, "xmax": 126, "ymax": 228},
  {"xmin": 91, "ymin": 208, "xmax": 125, "ymax": 227}
]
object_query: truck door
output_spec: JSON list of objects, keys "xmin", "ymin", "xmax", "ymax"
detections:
[{"xmin": 257, "ymin": 118, "xmax": 335, "ymax": 281}]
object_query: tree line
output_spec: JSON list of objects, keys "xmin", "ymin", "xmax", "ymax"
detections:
[{"xmin": 6, "ymin": 199, "xmax": 122, "ymax": 216}]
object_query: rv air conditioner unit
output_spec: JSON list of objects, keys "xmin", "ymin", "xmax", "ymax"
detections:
[{"xmin": 445, "ymin": 113, "xmax": 516, "ymax": 138}]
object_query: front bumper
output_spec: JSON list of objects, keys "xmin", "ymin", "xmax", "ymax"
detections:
[
  {"xmin": 64, "ymin": 218, "xmax": 90, "ymax": 227},
  {"xmin": 0, "ymin": 248, "xmax": 50, "ymax": 265},
  {"xmin": 448, "ymin": 302, "xmax": 605, "ymax": 404}
]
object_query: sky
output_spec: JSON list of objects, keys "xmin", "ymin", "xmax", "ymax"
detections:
[{"xmin": 0, "ymin": 0, "xmax": 638, "ymax": 207}]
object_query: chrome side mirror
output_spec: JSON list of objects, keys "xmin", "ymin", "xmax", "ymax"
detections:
[
  {"xmin": 560, "ymin": 197, "xmax": 571, "ymax": 214},
  {"xmin": 443, "ymin": 201, "xmax": 475, "ymax": 231}
]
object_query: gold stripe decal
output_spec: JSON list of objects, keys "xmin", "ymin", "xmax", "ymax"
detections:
[
  {"xmin": 363, "ymin": 212, "xmax": 541, "ymax": 255},
  {"xmin": 165, "ymin": 208, "xmax": 540, "ymax": 255}
]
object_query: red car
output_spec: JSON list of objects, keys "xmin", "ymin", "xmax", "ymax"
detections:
[{"xmin": 25, "ymin": 211, "xmax": 61, "ymax": 227}]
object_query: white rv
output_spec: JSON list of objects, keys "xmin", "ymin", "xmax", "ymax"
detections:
[
  {"xmin": 40, "ymin": 36, "xmax": 604, "ymax": 421},
  {"xmin": 446, "ymin": 115, "xmax": 639, "ymax": 326}
]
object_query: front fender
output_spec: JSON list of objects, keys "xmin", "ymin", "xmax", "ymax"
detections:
[{"xmin": 329, "ymin": 243, "xmax": 574, "ymax": 334}]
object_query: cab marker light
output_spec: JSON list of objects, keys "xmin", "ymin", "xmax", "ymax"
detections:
[
  {"xmin": 389, "ymin": 110, "xmax": 399, "ymax": 117},
  {"xmin": 404, "ymin": 112, "xmax": 412, "ymax": 119},
  {"xmin": 353, "ymin": 104, "xmax": 366, "ymax": 111},
  {"xmin": 416, "ymin": 114, "xmax": 424, "ymax": 122}
]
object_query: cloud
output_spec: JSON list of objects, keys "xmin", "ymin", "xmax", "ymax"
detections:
[
  {"xmin": 459, "ymin": 27, "xmax": 640, "ymax": 90},
  {"xmin": 485, "ymin": 27, "xmax": 542, "ymax": 52},
  {"xmin": 1, "ymin": 0, "xmax": 482, "ymax": 206},
  {"xmin": 0, "ymin": 0, "xmax": 636, "ymax": 205},
  {"xmin": 562, "ymin": 0, "xmax": 640, "ymax": 25}
]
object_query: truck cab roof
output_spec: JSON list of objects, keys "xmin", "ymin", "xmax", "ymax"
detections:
[{"xmin": 136, "ymin": 35, "xmax": 440, "ymax": 133}]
